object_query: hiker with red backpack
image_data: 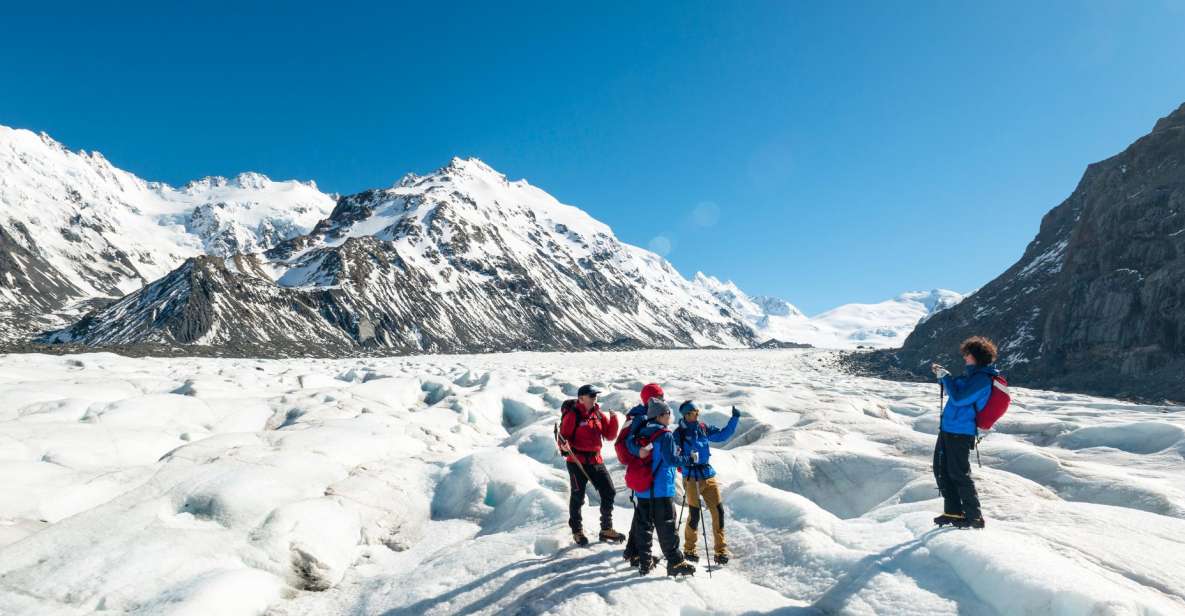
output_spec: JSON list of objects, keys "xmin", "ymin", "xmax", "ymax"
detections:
[
  {"xmin": 674, "ymin": 401, "xmax": 741, "ymax": 565},
  {"xmin": 627, "ymin": 398, "xmax": 697, "ymax": 577},
  {"xmin": 557, "ymin": 384, "xmax": 625, "ymax": 546},
  {"xmin": 618, "ymin": 383, "xmax": 665, "ymax": 568},
  {"xmin": 931, "ymin": 336, "xmax": 1009, "ymax": 530}
]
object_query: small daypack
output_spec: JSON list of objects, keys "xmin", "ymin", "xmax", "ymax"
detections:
[
  {"xmin": 624, "ymin": 427, "xmax": 666, "ymax": 493},
  {"xmin": 976, "ymin": 375, "xmax": 1011, "ymax": 430}
]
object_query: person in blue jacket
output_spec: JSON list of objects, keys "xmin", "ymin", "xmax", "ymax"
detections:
[
  {"xmin": 628, "ymin": 397, "xmax": 696, "ymax": 576},
  {"xmin": 675, "ymin": 401, "xmax": 741, "ymax": 564},
  {"xmin": 931, "ymin": 336, "xmax": 1000, "ymax": 530}
]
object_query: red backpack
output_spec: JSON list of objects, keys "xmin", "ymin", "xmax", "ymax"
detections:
[
  {"xmin": 623, "ymin": 427, "xmax": 666, "ymax": 493},
  {"xmin": 614, "ymin": 420, "xmax": 640, "ymax": 467},
  {"xmin": 976, "ymin": 375, "xmax": 1011, "ymax": 430}
]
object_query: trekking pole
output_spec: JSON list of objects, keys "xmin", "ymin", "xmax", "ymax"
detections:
[
  {"xmin": 974, "ymin": 431, "xmax": 983, "ymax": 469},
  {"xmin": 677, "ymin": 490, "xmax": 687, "ymax": 529}
]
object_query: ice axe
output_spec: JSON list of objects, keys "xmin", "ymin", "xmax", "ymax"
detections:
[{"xmin": 554, "ymin": 422, "xmax": 591, "ymax": 481}]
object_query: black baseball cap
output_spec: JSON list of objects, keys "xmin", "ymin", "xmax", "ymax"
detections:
[{"xmin": 577, "ymin": 384, "xmax": 602, "ymax": 397}]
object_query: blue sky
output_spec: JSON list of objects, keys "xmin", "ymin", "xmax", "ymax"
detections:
[{"xmin": 3, "ymin": 2, "xmax": 1184, "ymax": 314}]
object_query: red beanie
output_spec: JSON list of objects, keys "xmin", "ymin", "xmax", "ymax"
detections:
[{"xmin": 640, "ymin": 383, "xmax": 664, "ymax": 405}]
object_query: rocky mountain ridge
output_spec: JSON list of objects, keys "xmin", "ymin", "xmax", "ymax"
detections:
[{"xmin": 865, "ymin": 102, "xmax": 1185, "ymax": 402}]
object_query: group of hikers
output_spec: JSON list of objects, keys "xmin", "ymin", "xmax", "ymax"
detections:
[{"xmin": 554, "ymin": 336, "xmax": 1008, "ymax": 577}]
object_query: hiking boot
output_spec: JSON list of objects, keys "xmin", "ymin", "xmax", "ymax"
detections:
[
  {"xmin": 933, "ymin": 513, "xmax": 964, "ymax": 527},
  {"xmin": 630, "ymin": 554, "xmax": 658, "ymax": 568},
  {"xmin": 667, "ymin": 560, "xmax": 696, "ymax": 577},
  {"xmin": 599, "ymin": 529, "xmax": 625, "ymax": 543},
  {"xmin": 682, "ymin": 551, "xmax": 699, "ymax": 562},
  {"xmin": 714, "ymin": 553, "xmax": 730, "ymax": 565},
  {"xmin": 953, "ymin": 517, "xmax": 986, "ymax": 530},
  {"xmin": 634, "ymin": 554, "xmax": 660, "ymax": 574},
  {"xmin": 572, "ymin": 531, "xmax": 589, "ymax": 546}
]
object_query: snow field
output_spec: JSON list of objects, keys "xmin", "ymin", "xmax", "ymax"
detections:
[{"xmin": 1, "ymin": 349, "xmax": 1184, "ymax": 615}]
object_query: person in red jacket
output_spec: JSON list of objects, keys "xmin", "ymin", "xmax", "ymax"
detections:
[{"xmin": 558, "ymin": 384, "xmax": 624, "ymax": 545}]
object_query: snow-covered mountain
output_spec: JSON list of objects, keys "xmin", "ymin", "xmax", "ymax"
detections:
[
  {"xmin": 47, "ymin": 158, "xmax": 755, "ymax": 354},
  {"xmin": 694, "ymin": 273, "xmax": 962, "ymax": 349},
  {"xmin": 0, "ymin": 125, "xmax": 335, "ymax": 340},
  {"xmin": 5, "ymin": 124, "xmax": 958, "ymax": 356}
]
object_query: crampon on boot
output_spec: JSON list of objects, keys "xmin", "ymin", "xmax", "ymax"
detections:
[
  {"xmin": 682, "ymin": 551, "xmax": 699, "ymax": 563},
  {"xmin": 629, "ymin": 554, "xmax": 657, "ymax": 568},
  {"xmin": 572, "ymin": 531, "xmax": 589, "ymax": 546},
  {"xmin": 714, "ymin": 553, "xmax": 730, "ymax": 565},
  {"xmin": 667, "ymin": 560, "xmax": 696, "ymax": 577},
  {"xmin": 933, "ymin": 513, "xmax": 964, "ymax": 527},
  {"xmin": 953, "ymin": 517, "xmax": 986, "ymax": 530},
  {"xmin": 635, "ymin": 555, "xmax": 660, "ymax": 575},
  {"xmin": 599, "ymin": 529, "xmax": 625, "ymax": 543}
]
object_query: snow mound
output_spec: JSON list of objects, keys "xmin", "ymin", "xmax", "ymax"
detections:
[{"xmin": 1057, "ymin": 421, "xmax": 1185, "ymax": 454}]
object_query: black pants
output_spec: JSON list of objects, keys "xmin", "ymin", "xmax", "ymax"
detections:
[
  {"xmin": 567, "ymin": 461, "xmax": 615, "ymax": 532},
  {"xmin": 623, "ymin": 496, "xmax": 647, "ymax": 559},
  {"xmin": 933, "ymin": 431, "xmax": 982, "ymax": 520},
  {"xmin": 636, "ymin": 496, "xmax": 683, "ymax": 564}
]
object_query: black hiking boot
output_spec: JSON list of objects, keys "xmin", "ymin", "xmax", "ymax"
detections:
[
  {"xmin": 628, "ymin": 553, "xmax": 654, "ymax": 567},
  {"xmin": 682, "ymin": 551, "xmax": 699, "ymax": 562},
  {"xmin": 933, "ymin": 513, "xmax": 964, "ymax": 527},
  {"xmin": 667, "ymin": 560, "xmax": 696, "ymax": 577},
  {"xmin": 636, "ymin": 555, "xmax": 660, "ymax": 575},
  {"xmin": 599, "ymin": 529, "xmax": 625, "ymax": 543},
  {"xmin": 953, "ymin": 517, "xmax": 986, "ymax": 530},
  {"xmin": 714, "ymin": 553, "xmax": 729, "ymax": 565},
  {"xmin": 572, "ymin": 531, "xmax": 589, "ymax": 546}
]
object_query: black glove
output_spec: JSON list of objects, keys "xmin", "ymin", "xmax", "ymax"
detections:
[{"xmin": 731, "ymin": 406, "xmax": 741, "ymax": 418}]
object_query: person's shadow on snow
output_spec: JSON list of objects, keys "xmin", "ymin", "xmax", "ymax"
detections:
[{"xmin": 383, "ymin": 545, "xmax": 650, "ymax": 616}]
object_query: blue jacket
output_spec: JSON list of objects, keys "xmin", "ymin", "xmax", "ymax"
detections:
[
  {"xmin": 629, "ymin": 420, "xmax": 691, "ymax": 499},
  {"xmin": 674, "ymin": 415, "xmax": 740, "ymax": 480},
  {"xmin": 624, "ymin": 404, "xmax": 648, "ymax": 437},
  {"xmin": 939, "ymin": 364, "xmax": 1000, "ymax": 435}
]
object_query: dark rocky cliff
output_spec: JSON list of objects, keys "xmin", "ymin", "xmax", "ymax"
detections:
[{"xmin": 862, "ymin": 102, "xmax": 1185, "ymax": 402}]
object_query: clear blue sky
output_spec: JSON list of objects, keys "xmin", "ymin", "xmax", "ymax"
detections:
[{"xmin": 3, "ymin": 2, "xmax": 1184, "ymax": 314}]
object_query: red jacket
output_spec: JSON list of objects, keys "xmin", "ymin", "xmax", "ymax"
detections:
[{"xmin": 559, "ymin": 400, "xmax": 619, "ymax": 464}]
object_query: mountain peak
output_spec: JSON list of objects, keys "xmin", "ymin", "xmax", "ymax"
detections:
[
  {"xmin": 439, "ymin": 156, "xmax": 506, "ymax": 180},
  {"xmin": 1152, "ymin": 101, "xmax": 1185, "ymax": 133},
  {"xmin": 181, "ymin": 172, "xmax": 275, "ymax": 192}
]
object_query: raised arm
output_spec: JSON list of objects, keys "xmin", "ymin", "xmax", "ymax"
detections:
[
  {"xmin": 600, "ymin": 411, "xmax": 619, "ymax": 441},
  {"xmin": 706, "ymin": 411, "xmax": 741, "ymax": 442}
]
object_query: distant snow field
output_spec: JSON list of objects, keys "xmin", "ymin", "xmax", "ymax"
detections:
[{"xmin": 1, "ymin": 350, "xmax": 1184, "ymax": 615}]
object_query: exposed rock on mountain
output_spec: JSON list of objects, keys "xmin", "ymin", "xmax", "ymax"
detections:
[
  {"xmin": 0, "ymin": 126, "xmax": 334, "ymax": 340},
  {"xmin": 45, "ymin": 158, "xmax": 755, "ymax": 355},
  {"xmin": 873, "ymin": 102, "xmax": 1185, "ymax": 402}
]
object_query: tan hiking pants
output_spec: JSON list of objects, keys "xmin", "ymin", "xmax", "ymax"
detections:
[{"xmin": 683, "ymin": 476, "xmax": 727, "ymax": 555}]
